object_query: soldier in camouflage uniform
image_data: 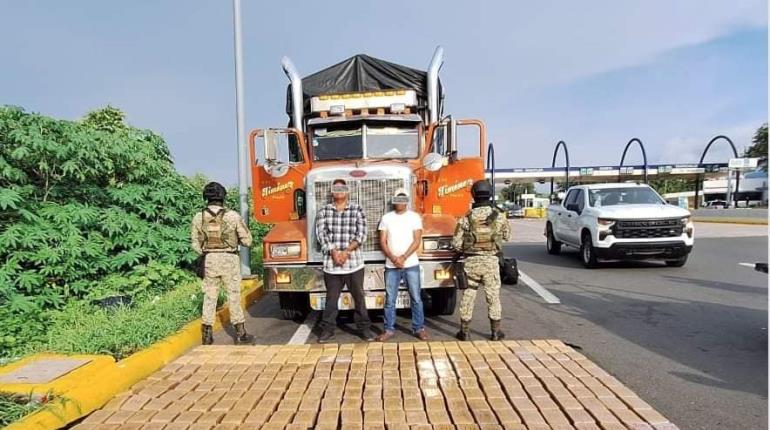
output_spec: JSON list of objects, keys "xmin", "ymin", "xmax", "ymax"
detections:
[
  {"xmin": 191, "ymin": 182, "xmax": 254, "ymax": 345},
  {"xmin": 452, "ymin": 180, "xmax": 511, "ymax": 341}
]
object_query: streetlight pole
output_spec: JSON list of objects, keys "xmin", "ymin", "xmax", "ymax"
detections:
[{"xmin": 232, "ymin": 0, "xmax": 250, "ymax": 275}]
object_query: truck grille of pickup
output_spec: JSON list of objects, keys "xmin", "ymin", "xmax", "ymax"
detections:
[
  {"xmin": 612, "ymin": 219, "xmax": 683, "ymax": 239},
  {"xmin": 314, "ymin": 179, "xmax": 405, "ymax": 253}
]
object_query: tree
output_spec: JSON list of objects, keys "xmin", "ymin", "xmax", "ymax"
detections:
[
  {"xmin": 744, "ymin": 123, "xmax": 767, "ymax": 171},
  {"xmin": 500, "ymin": 182, "xmax": 534, "ymax": 202}
]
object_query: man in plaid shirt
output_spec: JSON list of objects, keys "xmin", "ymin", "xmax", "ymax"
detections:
[{"xmin": 315, "ymin": 178, "xmax": 374, "ymax": 343}]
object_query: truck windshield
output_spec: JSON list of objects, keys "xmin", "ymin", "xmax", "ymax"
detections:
[
  {"xmin": 312, "ymin": 123, "xmax": 418, "ymax": 161},
  {"xmin": 589, "ymin": 188, "xmax": 664, "ymax": 207}
]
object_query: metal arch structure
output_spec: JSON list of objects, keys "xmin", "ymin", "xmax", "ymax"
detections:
[
  {"xmin": 549, "ymin": 140, "xmax": 570, "ymax": 201},
  {"xmin": 694, "ymin": 135, "xmax": 739, "ymax": 209},
  {"xmin": 619, "ymin": 138, "xmax": 648, "ymax": 183}
]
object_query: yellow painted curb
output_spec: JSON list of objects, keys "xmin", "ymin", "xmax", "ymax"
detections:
[
  {"xmin": 4, "ymin": 279, "xmax": 264, "ymax": 430},
  {"xmin": 694, "ymin": 217, "xmax": 768, "ymax": 225}
]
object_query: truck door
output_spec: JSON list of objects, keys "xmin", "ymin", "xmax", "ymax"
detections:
[
  {"xmin": 249, "ymin": 128, "xmax": 310, "ymax": 223},
  {"xmin": 563, "ymin": 189, "xmax": 584, "ymax": 244},
  {"xmin": 420, "ymin": 118, "xmax": 487, "ymax": 218}
]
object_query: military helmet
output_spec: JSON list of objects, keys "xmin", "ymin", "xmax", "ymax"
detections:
[
  {"xmin": 203, "ymin": 182, "xmax": 227, "ymax": 202},
  {"xmin": 471, "ymin": 180, "xmax": 493, "ymax": 200}
]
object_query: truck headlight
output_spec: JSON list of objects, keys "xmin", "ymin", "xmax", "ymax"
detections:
[
  {"xmin": 681, "ymin": 216, "xmax": 693, "ymax": 237},
  {"xmin": 270, "ymin": 242, "xmax": 301, "ymax": 258},
  {"xmin": 597, "ymin": 218, "xmax": 615, "ymax": 227},
  {"xmin": 680, "ymin": 216, "xmax": 691, "ymax": 225},
  {"xmin": 423, "ymin": 237, "xmax": 452, "ymax": 251}
]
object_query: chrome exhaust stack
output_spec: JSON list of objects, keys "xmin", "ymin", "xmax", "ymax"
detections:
[
  {"xmin": 427, "ymin": 46, "xmax": 444, "ymax": 124},
  {"xmin": 282, "ymin": 56, "xmax": 304, "ymax": 132}
]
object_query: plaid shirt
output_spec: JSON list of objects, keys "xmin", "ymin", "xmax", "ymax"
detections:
[{"xmin": 315, "ymin": 202, "xmax": 367, "ymax": 274}]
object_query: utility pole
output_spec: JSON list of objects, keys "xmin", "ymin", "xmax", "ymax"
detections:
[{"xmin": 232, "ymin": 0, "xmax": 250, "ymax": 275}]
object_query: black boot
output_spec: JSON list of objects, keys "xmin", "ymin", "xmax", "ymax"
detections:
[
  {"xmin": 455, "ymin": 320, "xmax": 471, "ymax": 341},
  {"xmin": 490, "ymin": 319, "xmax": 505, "ymax": 341},
  {"xmin": 201, "ymin": 324, "xmax": 213, "ymax": 345},
  {"xmin": 234, "ymin": 323, "xmax": 255, "ymax": 345}
]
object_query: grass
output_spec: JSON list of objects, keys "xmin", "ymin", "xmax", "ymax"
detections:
[{"xmin": 0, "ymin": 393, "xmax": 48, "ymax": 427}]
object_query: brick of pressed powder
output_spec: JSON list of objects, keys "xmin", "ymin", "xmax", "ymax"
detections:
[
  {"xmin": 317, "ymin": 409, "xmax": 340, "ymax": 427},
  {"xmin": 100, "ymin": 394, "xmax": 128, "ymax": 411},
  {"xmin": 292, "ymin": 409, "xmax": 317, "ymax": 426},
  {"xmin": 261, "ymin": 424, "xmax": 287, "ymax": 430},
  {"xmin": 409, "ymin": 425, "xmax": 432, "ymax": 430},
  {"xmin": 120, "ymin": 395, "xmax": 152, "ymax": 412},
  {"xmin": 384, "ymin": 409, "xmax": 406, "ymax": 424},
  {"xmin": 472, "ymin": 409, "xmax": 500, "ymax": 425},
  {"xmin": 432, "ymin": 423, "xmax": 456, "ymax": 430},
  {"xmin": 573, "ymin": 424, "xmax": 602, "ymax": 430},
  {"xmin": 612, "ymin": 408, "xmax": 646, "ymax": 426},
  {"xmin": 427, "ymin": 408, "xmax": 451, "ymax": 424},
  {"xmin": 342, "ymin": 398, "xmax": 363, "ymax": 411},
  {"xmin": 450, "ymin": 408, "xmax": 475, "ymax": 425},
  {"xmin": 564, "ymin": 407, "xmax": 596, "ymax": 425},
  {"xmin": 103, "ymin": 410, "xmax": 135, "ymax": 425},
  {"xmin": 364, "ymin": 409, "xmax": 384, "ymax": 424},
  {"xmin": 140, "ymin": 423, "xmax": 167, "ymax": 430},
  {"xmin": 82, "ymin": 410, "xmax": 115, "ymax": 424},
  {"xmin": 195, "ymin": 411, "xmax": 226, "ymax": 425},
  {"xmin": 494, "ymin": 407, "xmax": 521, "ymax": 424},
  {"xmin": 219, "ymin": 409, "xmax": 249, "ymax": 425},
  {"xmin": 124, "ymin": 409, "xmax": 156, "ymax": 424},
  {"xmin": 363, "ymin": 397, "xmax": 383, "ymax": 411},
  {"xmin": 454, "ymin": 424, "xmax": 481, "ymax": 430},
  {"xmin": 636, "ymin": 408, "xmax": 670, "ymax": 425},
  {"xmin": 424, "ymin": 397, "xmax": 445, "ymax": 411},
  {"xmin": 341, "ymin": 408, "xmax": 363, "ymax": 424},
  {"xmin": 518, "ymin": 409, "xmax": 547, "ymax": 426},
  {"xmin": 405, "ymin": 410, "xmax": 428, "ymax": 424},
  {"xmin": 149, "ymin": 408, "xmax": 181, "ymax": 423},
  {"xmin": 277, "ymin": 397, "xmax": 302, "ymax": 411},
  {"xmin": 210, "ymin": 398, "xmax": 238, "ymax": 412},
  {"xmin": 114, "ymin": 424, "xmax": 142, "ymax": 430},
  {"xmin": 268, "ymin": 409, "xmax": 295, "ymax": 426},
  {"xmin": 403, "ymin": 397, "xmax": 424, "ymax": 411},
  {"xmin": 541, "ymin": 409, "xmax": 571, "ymax": 427}
]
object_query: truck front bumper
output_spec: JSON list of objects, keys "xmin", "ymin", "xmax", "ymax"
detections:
[
  {"xmin": 264, "ymin": 261, "xmax": 455, "ymax": 293},
  {"xmin": 593, "ymin": 241, "xmax": 693, "ymax": 260}
]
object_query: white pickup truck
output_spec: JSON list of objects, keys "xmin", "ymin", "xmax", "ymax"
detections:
[{"xmin": 545, "ymin": 183, "xmax": 694, "ymax": 268}]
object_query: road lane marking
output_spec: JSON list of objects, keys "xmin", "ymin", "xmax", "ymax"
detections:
[
  {"xmin": 287, "ymin": 311, "xmax": 318, "ymax": 345},
  {"xmin": 739, "ymin": 262, "xmax": 756, "ymax": 268},
  {"xmin": 518, "ymin": 270, "xmax": 561, "ymax": 304}
]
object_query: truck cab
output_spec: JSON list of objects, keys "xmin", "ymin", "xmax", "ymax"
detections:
[
  {"xmin": 545, "ymin": 183, "xmax": 694, "ymax": 268},
  {"xmin": 249, "ymin": 49, "xmax": 488, "ymax": 319}
]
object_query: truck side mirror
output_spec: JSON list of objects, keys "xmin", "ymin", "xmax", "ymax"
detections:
[{"xmin": 264, "ymin": 129, "xmax": 279, "ymax": 161}]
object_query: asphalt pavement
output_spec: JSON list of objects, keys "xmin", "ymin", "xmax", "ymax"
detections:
[{"xmin": 216, "ymin": 223, "xmax": 768, "ymax": 430}]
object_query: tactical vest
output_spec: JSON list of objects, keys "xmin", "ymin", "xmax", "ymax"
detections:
[
  {"xmin": 201, "ymin": 208, "xmax": 237, "ymax": 251},
  {"xmin": 462, "ymin": 208, "xmax": 502, "ymax": 253}
]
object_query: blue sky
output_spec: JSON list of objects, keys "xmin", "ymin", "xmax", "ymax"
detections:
[{"xmin": 1, "ymin": 1, "xmax": 767, "ymax": 185}]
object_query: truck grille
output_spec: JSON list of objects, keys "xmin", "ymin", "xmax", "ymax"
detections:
[
  {"xmin": 313, "ymin": 179, "xmax": 406, "ymax": 253},
  {"xmin": 612, "ymin": 219, "xmax": 683, "ymax": 239}
]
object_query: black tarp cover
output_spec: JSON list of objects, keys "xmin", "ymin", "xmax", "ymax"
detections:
[{"xmin": 285, "ymin": 54, "xmax": 442, "ymax": 121}]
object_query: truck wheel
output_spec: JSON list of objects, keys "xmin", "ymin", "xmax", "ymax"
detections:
[
  {"xmin": 580, "ymin": 232, "xmax": 599, "ymax": 268},
  {"xmin": 665, "ymin": 255, "xmax": 688, "ymax": 267},
  {"xmin": 546, "ymin": 224, "xmax": 562, "ymax": 255},
  {"xmin": 427, "ymin": 288, "xmax": 457, "ymax": 316},
  {"xmin": 278, "ymin": 292, "xmax": 310, "ymax": 321}
]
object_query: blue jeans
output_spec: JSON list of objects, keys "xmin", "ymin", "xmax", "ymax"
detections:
[{"xmin": 383, "ymin": 265, "xmax": 424, "ymax": 332}]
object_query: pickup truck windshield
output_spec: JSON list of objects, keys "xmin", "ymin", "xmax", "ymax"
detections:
[
  {"xmin": 312, "ymin": 123, "xmax": 418, "ymax": 161},
  {"xmin": 589, "ymin": 188, "xmax": 664, "ymax": 207}
]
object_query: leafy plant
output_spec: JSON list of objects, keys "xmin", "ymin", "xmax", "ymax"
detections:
[{"xmin": 0, "ymin": 106, "xmax": 270, "ymax": 360}]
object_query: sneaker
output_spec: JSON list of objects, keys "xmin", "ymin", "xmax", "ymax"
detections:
[
  {"xmin": 375, "ymin": 331, "xmax": 395, "ymax": 342},
  {"xmin": 414, "ymin": 329, "xmax": 429, "ymax": 341},
  {"xmin": 360, "ymin": 328, "xmax": 376, "ymax": 342},
  {"xmin": 317, "ymin": 331, "xmax": 334, "ymax": 344}
]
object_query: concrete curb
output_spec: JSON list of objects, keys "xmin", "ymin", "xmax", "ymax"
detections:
[
  {"xmin": 694, "ymin": 217, "xmax": 768, "ymax": 225},
  {"xmin": 2, "ymin": 279, "xmax": 264, "ymax": 430}
]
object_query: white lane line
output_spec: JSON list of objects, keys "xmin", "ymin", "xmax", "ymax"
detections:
[
  {"xmin": 287, "ymin": 311, "xmax": 318, "ymax": 345},
  {"xmin": 518, "ymin": 270, "xmax": 561, "ymax": 304},
  {"xmin": 739, "ymin": 262, "xmax": 756, "ymax": 268}
]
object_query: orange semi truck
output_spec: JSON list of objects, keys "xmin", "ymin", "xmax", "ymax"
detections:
[{"xmin": 249, "ymin": 47, "xmax": 489, "ymax": 319}]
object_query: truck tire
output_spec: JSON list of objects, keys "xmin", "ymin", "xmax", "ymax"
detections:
[
  {"xmin": 546, "ymin": 223, "xmax": 562, "ymax": 255},
  {"xmin": 580, "ymin": 232, "xmax": 599, "ymax": 268},
  {"xmin": 278, "ymin": 292, "xmax": 310, "ymax": 321},
  {"xmin": 427, "ymin": 288, "xmax": 457, "ymax": 316},
  {"xmin": 665, "ymin": 255, "xmax": 688, "ymax": 267}
]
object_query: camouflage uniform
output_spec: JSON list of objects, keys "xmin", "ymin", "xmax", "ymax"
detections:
[
  {"xmin": 452, "ymin": 205, "xmax": 511, "ymax": 322},
  {"xmin": 191, "ymin": 205, "xmax": 253, "ymax": 326}
]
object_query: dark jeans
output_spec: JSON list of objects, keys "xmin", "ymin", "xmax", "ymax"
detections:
[
  {"xmin": 383, "ymin": 266, "xmax": 424, "ymax": 332},
  {"xmin": 320, "ymin": 268, "xmax": 371, "ymax": 334}
]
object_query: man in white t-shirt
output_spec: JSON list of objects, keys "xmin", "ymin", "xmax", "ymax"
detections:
[{"xmin": 375, "ymin": 188, "xmax": 428, "ymax": 341}]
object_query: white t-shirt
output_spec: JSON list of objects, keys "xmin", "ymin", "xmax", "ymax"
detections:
[{"xmin": 378, "ymin": 210, "xmax": 423, "ymax": 269}]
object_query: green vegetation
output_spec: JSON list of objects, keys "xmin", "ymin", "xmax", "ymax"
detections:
[
  {"xmin": 0, "ymin": 106, "xmax": 268, "ymax": 362},
  {"xmin": 0, "ymin": 393, "xmax": 51, "ymax": 427},
  {"xmin": 745, "ymin": 123, "xmax": 768, "ymax": 171}
]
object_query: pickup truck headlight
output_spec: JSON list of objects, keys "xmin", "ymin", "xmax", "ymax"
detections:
[
  {"xmin": 423, "ymin": 237, "xmax": 453, "ymax": 251},
  {"xmin": 681, "ymin": 216, "xmax": 694, "ymax": 237},
  {"xmin": 270, "ymin": 242, "xmax": 301, "ymax": 258},
  {"xmin": 597, "ymin": 218, "xmax": 615, "ymax": 227}
]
